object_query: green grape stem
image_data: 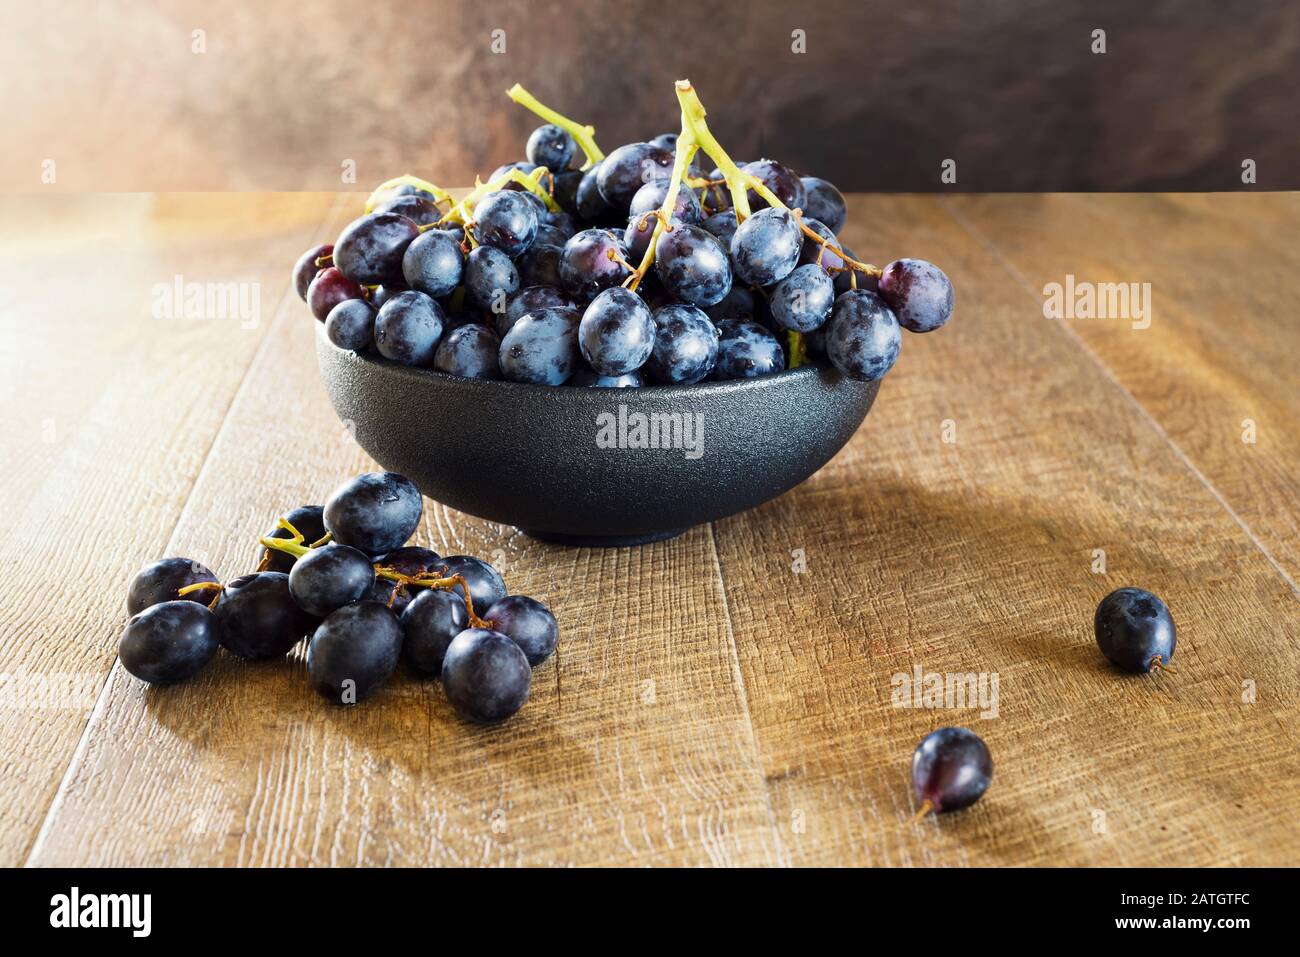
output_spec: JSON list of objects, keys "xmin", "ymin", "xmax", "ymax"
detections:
[{"xmin": 506, "ymin": 84, "xmax": 605, "ymax": 170}]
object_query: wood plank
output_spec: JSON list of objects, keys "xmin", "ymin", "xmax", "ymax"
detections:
[
  {"xmin": 710, "ymin": 194, "xmax": 1299, "ymax": 866},
  {"xmin": 0, "ymin": 193, "xmax": 337, "ymax": 865},
  {"xmin": 947, "ymin": 193, "xmax": 1300, "ymax": 585},
  {"xmin": 26, "ymin": 198, "xmax": 782, "ymax": 867}
]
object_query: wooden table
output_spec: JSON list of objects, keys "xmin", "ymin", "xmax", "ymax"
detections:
[{"xmin": 2, "ymin": 193, "xmax": 1296, "ymax": 867}]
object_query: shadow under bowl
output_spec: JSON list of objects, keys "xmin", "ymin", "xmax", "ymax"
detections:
[{"xmin": 316, "ymin": 323, "xmax": 880, "ymax": 546}]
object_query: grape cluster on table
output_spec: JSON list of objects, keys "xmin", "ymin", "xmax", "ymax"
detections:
[
  {"xmin": 119, "ymin": 471, "xmax": 557, "ymax": 724},
  {"xmin": 296, "ymin": 125, "xmax": 954, "ymax": 387}
]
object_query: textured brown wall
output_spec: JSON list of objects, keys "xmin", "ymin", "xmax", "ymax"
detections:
[{"xmin": 3, "ymin": 0, "xmax": 1297, "ymax": 192}]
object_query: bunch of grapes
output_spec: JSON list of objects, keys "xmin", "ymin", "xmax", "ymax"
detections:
[
  {"xmin": 119, "ymin": 472, "xmax": 556, "ymax": 723},
  {"xmin": 295, "ymin": 80, "xmax": 954, "ymax": 387}
]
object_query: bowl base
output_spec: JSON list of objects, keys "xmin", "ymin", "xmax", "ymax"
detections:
[{"xmin": 520, "ymin": 527, "xmax": 689, "ymax": 548}]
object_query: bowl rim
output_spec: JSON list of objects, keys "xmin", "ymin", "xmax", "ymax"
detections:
[{"xmin": 315, "ymin": 320, "xmax": 857, "ymax": 399}]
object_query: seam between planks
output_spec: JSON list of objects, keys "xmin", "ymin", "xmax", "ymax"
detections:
[
  {"xmin": 705, "ymin": 521, "xmax": 790, "ymax": 866},
  {"xmin": 940, "ymin": 195, "xmax": 1300, "ymax": 599},
  {"xmin": 22, "ymin": 193, "xmax": 350, "ymax": 867}
]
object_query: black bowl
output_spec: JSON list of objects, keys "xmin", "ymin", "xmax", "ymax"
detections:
[{"xmin": 316, "ymin": 324, "xmax": 880, "ymax": 546}]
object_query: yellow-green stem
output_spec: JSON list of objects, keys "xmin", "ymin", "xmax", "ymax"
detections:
[{"xmin": 506, "ymin": 84, "xmax": 605, "ymax": 170}]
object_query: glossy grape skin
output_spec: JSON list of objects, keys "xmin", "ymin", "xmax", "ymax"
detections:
[
  {"xmin": 533, "ymin": 224, "xmax": 569, "ymax": 249},
  {"xmin": 629, "ymin": 181, "xmax": 703, "ymax": 225},
  {"xmin": 214, "ymin": 571, "xmax": 318, "ymax": 660},
  {"xmin": 293, "ymin": 243, "xmax": 333, "ymax": 301},
  {"xmin": 655, "ymin": 224, "xmax": 733, "ymax": 307},
  {"xmin": 543, "ymin": 209, "xmax": 577, "ymax": 238},
  {"xmin": 704, "ymin": 284, "xmax": 757, "ymax": 324},
  {"xmin": 374, "ymin": 290, "xmax": 444, "ymax": 366},
  {"xmin": 325, "ymin": 298, "xmax": 376, "ymax": 352},
  {"xmin": 797, "ymin": 218, "xmax": 846, "ymax": 275},
  {"xmin": 489, "ymin": 160, "xmax": 539, "ymax": 189},
  {"xmin": 378, "ymin": 194, "xmax": 443, "ymax": 227},
  {"xmin": 559, "ymin": 228, "xmax": 631, "ymax": 300},
  {"xmin": 730, "ymin": 207, "xmax": 802, "ymax": 287},
  {"xmin": 371, "ymin": 284, "xmax": 406, "ymax": 309},
  {"xmin": 1094, "ymin": 588, "xmax": 1176, "ymax": 673},
  {"xmin": 440, "ymin": 628, "xmax": 532, "ymax": 724},
  {"xmin": 878, "ymin": 259, "xmax": 955, "ymax": 333},
  {"xmin": 517, "ymin": 242, "xmax": 564, "ymax": 288},
  {"xmin": 375, "ymin": 545, "xmax": 442, "ymax": 578},
  {"xmin": 434, "ymin": 323, "xmax": 501, "ymax": 380},
  {"xmin": 464, "ymin": 245, "xmax": 520, "ymax": 313},
  {"xmin": 597, "ymin": 142, "xmax": 674, "ymax": 213},
  {"xmin": 288, "ymin": 543, "xmax": 376, "ymax": 618},
  {"xmin": 307, "ymin": 601, "xmax": 403, "ymax": 704},
  {"xmin": 646, "ymin": 304, "xmax": 720, "ymax": 384},
  {"xmin": 622, "ymin": 213, "xmax": 656, "ymax": 261},
  {"xmin": 576, "ymin": 162, "xmax": 614, "ymax": 222},
  {"xmin": 526, "ymin": 123, "xmax": 576, "ymax": 172},
  {"xmin": 578, "ymin": 287, "xmax": 655, "ymax": 376},
  {"xmin": 262, "ymin": 505, "xmax": 327, "ymax": 573},
  {"xmin": 471, "ymin": 190, "xmax": 539, "ymax": 258},
  {"xmin": 826, "ymin": 291, "xmax": 901, "ymax": 381},
  {"xmin": 323, "ymin": 471, "xmax": 423, "ymax": 557},
  {"xmin": 701, "ymin": 209, "xmax": 738, "ymax": 247},
  {"xmin": 401, "ymin": 229, "xmax": 464, "ymax": 298},
  {"xmin": 498, "ymin": 307, "xmax": 581, "ymax": 384},
  {"xmin": 119, "ymin": 601, "xmax": 220, "ymax": 685},
  {"xmin": 800, "ymin": 176, "xmax": 847, "ymax": 233},
  {"xmin": 553, "ymin": 169, "xmax": 584, "ymax": 217},
  {"xmin": 742, "ymin": 159, "xmax": 807, "ymax": 211},
  {"xmin": 126, "ymin": 557, "xmax": 219, "ymax": 615},
  {"xmin": 334, "ymin": 212, "xmax": 420, "ymax": 285},
  {"xmin": 397, "ymin": 589, "xmax": 466, "ymax": 677},
  {"xmin": 770, "ymin": 263, "xmax": 836, "ymax": 332},
  {"xmin": 713, "ymin": 320, "xmax": 786, "ymax": 380},
  {"xmin": 912, "ymin": 727, "xmax": 993, "ymax": 814},
  {"xmin": 649, "ymin": 132, "xmax": 679, "ymax": 152},
  {"xmin": 500, "ymin": 285, "xmax": 576, "ymax": 339},
  {"xmin": 568, "ymin": 367, "xmax": 643, "ymax": 388},
  {"xmin": 440, "ymin": 555, "xmax": 507, "ymax": 618},
  {"xmin": 307, "ymin": 267, "xmax": 364, "ymax": 322},
  {"xmin": 483, "ymin": 595, "xmax": 558, "ymax": 667}
]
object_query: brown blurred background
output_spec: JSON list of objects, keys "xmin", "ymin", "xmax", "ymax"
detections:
[{"xmin": 3, "ymin": 0, "xmax": 1297, "ymax": 192}]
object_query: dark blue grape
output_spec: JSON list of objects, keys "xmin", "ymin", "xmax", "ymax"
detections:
[
  {"xmin": 483, "ymin": 595, "xmax": 558, "ymax": 667},
  {"xmin": 655, "ymin": 224, "xmax": 732, "ymax": 307},
  {"xmin": 517, "ymin": 242, "xmax": 564, "ymax": 288},
  {"xmin": 543, "ymin": 210, "xmax": 577, "ymax": 238},
  {"xmin": 378, "ymin": 194, "xmax": 443, "ymax": 226},
  {"xmin": 293, "ymin": 243, "xmax": 332, "ymax": 301},
  {"xmin": 401, "ymin": 228, "xmax": 464, "ymax": 298},
  {"xmin": 578, "ymin": 287, "xmax": 655, "ymax": 376},
  {"xmin": 647, "ymin": 304, "xmax": 719, "ymax": 384},
  {"xmin": 464, "ymin": 245, "xmax": 520, "ymax": 313},
  {"xmin": 489, "ymin": 160, "xmax": 538, "ymax": 188},
  {"xmin": 622, "ymin": 213, "xmax": 656, "ymax": 261},
  {"xmin": 568, "ymin": 367, "xmax": 643, "ymax": 387},
  {"xmin": 334, "ymin": 212, "xmax": 420, "ymax": 285},
  {"xmin": 878, "ymin": 259, "xmax": 955, "ymax": 333},
  {"xmin": 126, "ymin": 557, "xmax": 219, "ymax": 615},
  {"xmin": 120, "ymin": 601, "xmax": 219, "ymax": 685},
  {"xmin": 701, "ymin": 209, "xmax": 738, "ymax": 247},
  {"xmin": 500, "ymin": 285, "xmax": 576, "ymax": 339},
  {"xmin": 374, "ymin": 290, "xmax": 444, "ymax": 366},
  {"xmin": 262, "ymin": 505, "xmax": 326, "ymax": 573},
  {"xmin": 832, "ymin": 244, "xmax": 878, "ymax": 296},
  {"xmin": 770, "ymin": 263, "xmax": 836, "ymax": 332},
  {"xmin": 471, "ymin": 190, "xmax": 539, "ymax": 258},
  {"xmin": 288, "ymin": 543, "xmax": 375, "ymax": 618},
  {"xmin": 800, "ymin": 177, "xmax": 847, "ymax": 233},
  {"xmin": 516, "ymin": 188, "xmax": 548, "ymax": 217},
  {"xmin": 559, "ymin": 228, "xmax": 631, "ymax": 300},
  {"xmin": 369, "ymin": 545, "xmax": 442, "ymax": 616},
  {"xmin": 433, "ymin": 323, "xmax": 500, "ymax": 379},
  {"xmin": 629, "ymin": 181, "xmax": 702, "ymax": 225},
  {"xmin": 704, "ymin": 284, "xmax": 757, "ymax": 324},
  {"xmin": 440, "ymin": 628, "xmax": 532, "ymax": 724},
  {"xmin": 713, "ymin": 320, "xmax": 785, "ymax": 379},
  {"xmin": 597, "ymin": 142, "xmax": 674, "ymax": 213},
  {"xmin": 526, "ymin": 124, "xmax": 576, "ymax": 172},
  {"xmin": 308, "ymin": 267, "xmax": 364, "ymax": 322},
  {"xmin": 576, "ymin": 162, "xmax": 614, "ymax": 222},
  {"xmin": 400, "ymin": 589, "xmax": 468, "ymax": 677},
  {"xmin": 214, "ymin": 571, "xmax": 317, "ymax": 660},
  {"xmin": 553, "ymin": 169, "xmax": 583, "ymax": 217},
  {"xmin": 649, "ymin": 132, "xmax": 679, "ymax": 152},
  {"xmin": 371, "ymin": 283, "xmax": 406, "ymax": 309},
  {"xmin": 307, "ymin": 601, "xmax": 403, "ymax": 704},
  {"xmin": 742, "ymin": 159, "xmax": 806, "ymax": 211},
  {"xmin": 323, "ymin": 471, "xmax": 423, "ymax": 557},
  {"xmin": 1094, "ymin": 588, "xmax": 1176, "ymax": 673},
  {"xmin": 730, "ymin": 207, "xmax": 802, "ymax": 286},
  {"xmin": 498, "ymin": 307, "xmax": 581, "ymax": 384},
  {"xmin": 533, "ymin": 224, "xmax": 569, "ymax": 248},
  {"xmin": 797, "ymin": 218, "xmax": 846, "ymax": 275},
  {"xmin": 912, "ymin": 727, "xmax": 993, "ymax": 814},
  {"xmin": 325, "ymin": 298, "xmax": 376, "ymax": 352},
  {"xmin": 440, "ymin": 555, "xmax": 507, "ymax": 617},
  {"xmin": 826, "ymin": 290, "xmax": 901, "ymax": 381}
]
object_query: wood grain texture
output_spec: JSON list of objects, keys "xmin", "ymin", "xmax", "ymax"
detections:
[
  {"xmin": 0, "ymin": 193, "xmax": 337, "ymax": 865},
  {"xmin": 7, "ymin": 192, "xmax": 1298, "ymax": 867}
]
